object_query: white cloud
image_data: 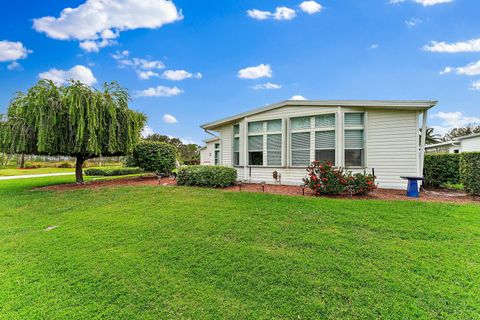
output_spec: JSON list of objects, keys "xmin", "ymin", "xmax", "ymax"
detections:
[
  {"xmin": 290, "ymin": 95, "xmax": 307, "ymax": 100},
  {"xmin": 405, "ymin": 18, "xmax": 421, "ymax": 27},
  {"xmin": 471, "ymin": 80, "xmax": 480, "ymax": 91},
  {"xmin": 0, "ymin": 40, "xmax": 32, "ymax": 62},
  {"xmin": 7, "ymin": 61, "xmax": 22, "ymax": 71},
  {"xmin": 161, "ymin": 70, "xmax": 201, "ymax": 81},
  {"xmin": 141, "ymin": 125, "xmax": 155, "ymax": 138},
  {"xmin": 33, "ymin": 0, "xmax": 183, "ymax": 52},
  {"xmin": 424, "ymin": 38, "xmax": 480, "ymax": 53},
  {"xmin": 299, "ymin": 1, "xmax": 323, "ymax": 14},
  {"xmin": 247, "ymin": 7, "xmax": 296, "ymax": 21},
  {"xmin": 247, "ymin": 9, "xmax": 272, "ymax": 20},
  {"xmin": 180, "ymin": 137, "xmax": 197, "ymax": 145},
  {"xmin": 441, "ymin": 60, "xmax": 480, "ymax": 76},
  {"xmin": 162, "ymin": 114, "xmax": 178, "ymax": 124},
  {"xmin": 38, "ymin": 65, "xmax": 97, "ymax": 86},
  {"xmin": 238, "ymin": 64, "xmax": 272, "ymax": 79},
  {"xmin": 431, "ymin": 111, "xmax": 480, "ymax": 134},
  {"xmin": 390, "ymin": 0, "xmax": 453, "ymax": 6},
  {"xmin": 251, "ymin": 82, "xmax": 282, "ymax": 90},
  {"xmin": 135, "ymin": 86, "xmax": 183, "ymax": 97},
  {"xmin": 370, "ymin": 44, "xmax": 379, "ymax": 49},
  {"xmin": 113, "ymin": 51, "xmax": 165, "ymax": 70},
  {"xmin": 137, "ymin": 70, "xmax": 159, "ymax": 80}
]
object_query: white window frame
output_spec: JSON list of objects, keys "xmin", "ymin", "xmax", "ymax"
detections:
[
  {"xmin": 247, "ymin": 119, "xmax": 283, "ymax": 167},
  {"xmin": 214, "ymin": 142, "xmax": 221, "ymax": 166},
  {"xmin": 343, "ymin": 111, "xmax": 366, "ymax": 168},
  {"xmin": 232, "ymin": 124, "xmax": 240, "ymax": 166},
  {"xmin": 289, "ymin": 113, "xmax": 337, "ymax": 167}
]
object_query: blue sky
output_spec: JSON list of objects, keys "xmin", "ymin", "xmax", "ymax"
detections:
[{"xmin": 1, "ymin": 0, "xmax": 480, "ymax": 144}]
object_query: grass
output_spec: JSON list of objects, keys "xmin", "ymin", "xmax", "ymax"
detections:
[
  {"xmin": 0, "ymin": 165, "xmax": 125, "ymax": 176},
  {"xmin": 0, "ymin": 177, "xmax": 479, "ymax": 319}
]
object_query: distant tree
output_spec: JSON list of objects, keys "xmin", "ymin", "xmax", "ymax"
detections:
[
  {"xmin": 1, "ymin": 80, "xmax": 146, "ymax": 183},
  {"xmin": 444, "ymin": 125, "xmax": 480, "ymax": 141},
  {"xmin": 144, "ymin": 133, "xmax": 200, "ymax": 165},
  {"xmin": 420, "ymin": 127, "xmax": 442, "ymax": 145}
]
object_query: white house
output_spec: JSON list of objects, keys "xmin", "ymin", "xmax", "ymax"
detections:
[
  {"xmin": 200, "ymin": 100, "xmax": 437, "ymax": 189},
  {"xmin": 425, "ymin": 132, "xmax": 480, "ymax": 154}
]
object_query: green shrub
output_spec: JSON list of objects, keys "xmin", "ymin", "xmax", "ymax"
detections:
[
  {"xmin": 129, "ymin": 141, "xmax": 177, "ymax": 176},
  {"xmin": 177, "ymin": 165, "xmax": 237, "ymax": 188},
  {"xmin": 303, "ymin": 161, "xmax": 345, "ymax": 195},
  {"xmin": 345, "ymin": 172, "xmax": 377, "ymax": 195},
  {"xmin": 303, "ymin": 161, "xmax": 376, "ymax": 195},
  {"xmin": 56, "ymin": 162, "xmax": 73, "ymax": 168},
  {"xmin": 460, "ymin": 152, "xmax": 480, "ymax": 195},
  {"xmin": 84, "ymin": 167, "xmax": 143, "ymax": 176},
  {"xmin": 424, "ymin": 153, "xmax": 460, "ymax": 188}
]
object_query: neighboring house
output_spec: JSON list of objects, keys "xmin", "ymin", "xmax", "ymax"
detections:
[
  {"xmin": 200, "ymin": 100, "xmax": 437, "ymax": 189},
  {"xmin": 199, "ymin": 137, "xmax": 220, "ymax": 165},
  {"xmin": 425, "ymin": 133, "xmax": 480, "ymax": 154}
]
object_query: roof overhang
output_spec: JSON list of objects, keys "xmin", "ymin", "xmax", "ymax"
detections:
[
  {"xmin": 454, "ymin": 132, "xmax": 480, "ymax": 140},
  {"xmin": 201, "ymin": 99, "xmax": 438, "ymax": 130},
  {"xmin": 425, "ymin": 140, "xmax": 459, "ymax": 149}
]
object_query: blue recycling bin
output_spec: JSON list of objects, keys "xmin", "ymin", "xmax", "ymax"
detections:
[{"xmin": 401, "ymin": 176, "xmax": 424, "ymax": 198}]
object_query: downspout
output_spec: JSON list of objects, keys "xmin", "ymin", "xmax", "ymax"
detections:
[
  {"xmin": 204, "ymin": 129, "xmax": 218, "ymax": 139},
  {"xmin": 419, "ymin": 110, "xmax": 428, "ymax": 178}
]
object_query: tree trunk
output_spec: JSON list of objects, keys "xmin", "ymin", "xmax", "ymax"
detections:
[
  {"xmin": 75, "ymin": 156, "xmax": 85, "ymax": 184},
  {"xmin": 19, "ymin": 154, "xmax": 25, "ymax": 169}
]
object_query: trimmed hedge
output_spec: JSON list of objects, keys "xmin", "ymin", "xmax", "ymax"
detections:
[
  {"xmin": 84, "ymin": 167, "xmax": 143, "ymax": 176},
  {"xmin": 129, "ymin": 141, "xmax": 177, "ymax": 176},
  {"xmin": 424, "ymin": 153, "xmax": 460, "ymax": 188},
  {"xmin": 460, "ymin": 152, "xmax": 480, "ymax": 195},
  {"xmin": 177, "ymin": 165, "xmax": 237, "ymax": 188}
]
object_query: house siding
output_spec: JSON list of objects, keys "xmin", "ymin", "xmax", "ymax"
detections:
[
  {"xmin": 203, "ymin": 106, "xmax": 422, "ymax": 190},
  {"xmin": 460, "ymin": 136, "xmax": 480, "ymax": 152}
]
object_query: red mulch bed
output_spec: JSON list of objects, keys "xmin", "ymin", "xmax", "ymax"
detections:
[
  {"xmin": 38, "ymin": 176, "xmax": 480, "ymax": 204},
  {"xmin": 37, "ymin": 176, "xmax": 176, "ymax": 191}
]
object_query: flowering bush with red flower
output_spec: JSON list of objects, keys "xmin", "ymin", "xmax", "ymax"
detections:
[
  {"xmin": 303, "ymin": 161, "xmax": 377, "ymax": 196},
  {"xmin": 345, "ymin": 172, "xmax": 377, "ymax": 195},
  {"xmin": 303, "ymin": 161, "xmax": 345, "ymax": 195}
]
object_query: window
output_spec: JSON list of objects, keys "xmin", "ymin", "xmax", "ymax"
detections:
[
  {"xmin": 233, "ymin": 124, "xmax": 240, "ymax": 166},
  {"xmin": 248, "ymin": 135, "xmax": 263, "ymax": 165},
  {"xmin": 247, "ymin": 119, "xmax": 283, "ymax": 166},
  {"xmin": 344, "ymin": 113, "xmax": 364, "ymax": 167},
  {"xmin": 291, "ymin": 114, "xmax": 336, "ymax": 167},
  {"xmin": 214, "ymin": 143, "xmax": 220, "ymax": 165},
  {"xmin": 267, "ymin": 134, "xmax": 282, "ymax": 165},
  {"xmin": 291, "ymin": 132, "xmax": 311, "ymax": 166},
  {"xmin": 315, "ymin": 130, "xmax": 335, "ymax": 164}
]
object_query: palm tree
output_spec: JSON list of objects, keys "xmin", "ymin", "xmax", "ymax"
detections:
[{"xmin": 419, "ymin": 127, "xmax": 441, "ymax": 145}]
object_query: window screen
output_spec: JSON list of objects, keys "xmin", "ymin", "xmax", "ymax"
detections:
[
  {"xmin": 291, "ymin": 132, "xmax": 310, "ymax": 166},
  {"xmin": 233, "ymin": 124, "xmax": 240, "ymax": 135},
  {"xmin": 291, "ymin": 117, "xmax": 311, "ymax": 130},
  {"xmin": 345, "ymin": 113, "xmax": 364, "ymax": 127},
  {"xmin": 248, "ymin": 121, "xmax": 263, "ymax": 133},
  {"xmin": 233, "ymin": 137, "xmax": 240, "ymax": 166},
  {"xmin": 248, "ymin": 135, "xmax": 263, "ymax": 151},
  {"xmin": 315, "ymin": 114, "xmax": 335, "ymax": 128},
  {"xmin": 345, "ymin": 129, "xmax": 364, "ymax": 167},
  {"xmin": 267, "ymin": 134, "xmax": 282, "ymax": 166},
  {"xmin": 267, "ymin": 119, "xmax": 282, "ymax": 132}
]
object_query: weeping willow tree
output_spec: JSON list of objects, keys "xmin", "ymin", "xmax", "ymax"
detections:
[{"xmin": 1, "ymin": 80, "xmax": 146, "ymax": 183}]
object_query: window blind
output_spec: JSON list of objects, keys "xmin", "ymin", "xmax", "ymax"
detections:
[
  {"xmin": 345, "ymin": 130, "xmax": 364, "ymax": 149},
  {"xmin": 315, "ymin": 130, "xmax": 335, "ymax": 149},
  {"xmin": 267, "ymin": 134, "xmax": 282, "ymax": 165},
  {"xmin": 344, "ymin": 113, "xmax": 364, "ymax": 127},
  {"xmin": 291, "ymin": 132, "xmax": 310, "ymax": 166},
  {"xmin": 248, "ymin": 135, "xmax": 263, "ymax": 151}
]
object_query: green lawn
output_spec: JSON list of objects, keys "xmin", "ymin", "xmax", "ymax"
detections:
[
  {"xmin": 0, "ymin": 177, "xmax": 479, "ymax": 319},
  {"xmin": 0, "ymin": 167, "xmax": 74, "ymax": 176}
]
